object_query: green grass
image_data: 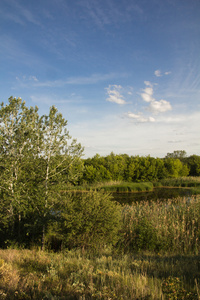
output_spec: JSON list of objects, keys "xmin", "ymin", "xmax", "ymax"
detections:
[
  {"xmin": 99, "ymin": 181, "xmax": 154, "ymax": 192},
  {"xmin": 62, "ymin": 177, "xmax": 200, "ymax": 195},
  {"xmin": 62, "ymin": 181, "xmax": 154, "ymax": 193},
  {"xmin": 157, "ymin": 177, "xmax": 200, "ymax": 188}
]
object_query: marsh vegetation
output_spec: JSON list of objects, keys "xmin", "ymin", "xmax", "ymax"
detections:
[{"xmin": 1, "ymin": 194, "xmax": 200, "ymax": 299}]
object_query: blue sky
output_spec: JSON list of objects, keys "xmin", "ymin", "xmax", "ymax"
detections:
[{"xmin": 1, "ymin": 0, "xmax": 200, "ymax": 158}]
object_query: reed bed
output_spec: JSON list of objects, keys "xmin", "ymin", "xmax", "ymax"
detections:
[
  {"xmin": 100, "ymin": 181, "xmax": 154, "ymax": 192},
  {"xmin": 61, "ymin": 181, "xmax": 154, "ymax": 194},
  {"xmin": 120, "ymin": 195, "xmax": 200, "ymax": 254},
  {"xmin": 158, "ymin": 177, "xmax": 200, "ymax": 188}
]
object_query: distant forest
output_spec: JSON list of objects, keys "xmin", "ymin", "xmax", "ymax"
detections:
[{"xmin": 79, "ymin": 150, "xmax": 200, "ymax": 185}]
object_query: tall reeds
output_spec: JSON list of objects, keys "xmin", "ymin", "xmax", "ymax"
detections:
[{"xmin": 120, "ymin": 195, "xmax": 200, "ymax": 254}]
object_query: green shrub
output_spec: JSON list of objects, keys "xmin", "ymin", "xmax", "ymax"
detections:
[
  {"xmin": 133, "ymin": 217, "xmax": 158, "ymax": 251},
  {"xmin": 47, "ymin": 190, "xmax": 122, "ymax": 251}
]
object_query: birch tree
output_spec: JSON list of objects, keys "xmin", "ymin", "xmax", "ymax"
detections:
[
  {"xmin": 38, "ymin": 105, "xmax": 84, "ymax": 249},
  {"xmin": 0, "ymin": 97, "xmax": 39, "ymax": 242},
  {"xmin": 0, "ymin": 97, "xmax": 84, "ymax": 248}
]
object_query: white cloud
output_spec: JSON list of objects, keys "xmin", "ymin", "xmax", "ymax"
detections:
[
  {"xmin": 165, "ymin": 71, "xmax": 171, "ymax": 75},
  {"xmin": 141, "ymin": 87, "xmax": 154, "ymax": 102},
  {"xmin": 154, "ymin": 69, "xmax": 162, "ymax": 77},
  {"xmin": 141, "ymin": 81, "xmax": 155, "ymax": 102},
  {"xmin": 140, "ymin": 81, "xmax": 172, "ymax": 114},
  {"xmin": 144, "ymin": 81, "xmax": 152, "ymax": 86},
  {"xmin": 105, "ymin": 85, "xmax": 126, "ymax": 105},
  {"xmin": 126, "ymin": 112, "xmax": 155, "ymax": 123},
  {"xmin": 148, "ymin": 99, "xmax": 172, "ymax": 114},
  {"xmin": 29, "ymin": 76, "xmax": 38, "ymax": 82},
  {"xmin": 154, "ymin": 70, "xmax": 171, "ymax": 77}
]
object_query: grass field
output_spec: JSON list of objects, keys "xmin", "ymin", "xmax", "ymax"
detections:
[{"xmin": 0, "ymin": 248, "xmax": 200, "ymax": 299}]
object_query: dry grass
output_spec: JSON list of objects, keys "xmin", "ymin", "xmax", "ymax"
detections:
[
  {"xmin": 0, "ymin": 248, "xmax": 200, "ymax": 299},
  {"xmin": 0, "ymin": 249, "xmax": 163, "ymax": 299}
]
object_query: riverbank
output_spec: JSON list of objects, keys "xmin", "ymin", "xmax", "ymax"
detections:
[{"xmin": 60, "ymin": 177, "xmax": 200, "ymax": 205}]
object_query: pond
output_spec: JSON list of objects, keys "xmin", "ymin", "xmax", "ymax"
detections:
[{"xmin": 111, "ymin": 187, "xmax": 193, "ymax": 205}]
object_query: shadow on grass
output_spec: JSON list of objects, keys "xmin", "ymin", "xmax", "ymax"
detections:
[{"xmin": 128, "ymin": 253, "xmax": 200, "ymax": 292}]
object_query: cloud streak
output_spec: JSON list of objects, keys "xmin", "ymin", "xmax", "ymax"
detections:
[
  {"xmin": 1, "ymin": 0, "xmax": 41, "ymax": 26},
  {"xmin": 154, "ymin": 69, "xmax": 171, "ymax": 77},
  {"xmin": 15, "ymin": 73, "xmax": 122, "ymax": 88},
  {"xmin": 125, "ymin": 112, "xmax": 155, "ymax": 123}
]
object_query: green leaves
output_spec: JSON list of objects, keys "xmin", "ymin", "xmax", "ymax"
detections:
[
  {"xmin": 47, "ymin": 190, "xmax": 122, "ymax": 250},
  {"xmin": 0, "ymin": 97, "xmax": 84, "ymax": 248}
]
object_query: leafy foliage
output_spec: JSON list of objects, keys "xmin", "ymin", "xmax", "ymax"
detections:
[
  {"xmin": 81, "ymin": 152, "xmax": 193, "ymax": 184},
  {"xmin": 0, "ymin": 97, "xmax": 84, "ymax": 248},
  {"xmin": 46, "ymin": 190, "xmax": 122, "ymax": 250}
]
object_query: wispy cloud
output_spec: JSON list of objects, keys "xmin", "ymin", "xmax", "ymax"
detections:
[
  {"xmin": 66, "ymin": 73, "xmax": 119, "ymax": 85},
  {"xmin": 77, "ymin": 0, "xmax": 143, "ymax": 29},
  {"xmin": 1, "ymin": 0, "xmax": 41, "ymax": 26},
  {"xmin": 15, "ymin": 73, "xmax": 121, "ymax": 88},
  {"xmin": 125, "ymin": 112, "xmax": 155, "ymax": 123},
  {"xmin": 165, "ymin": 71, "xmax": 171, "ymax": 75},
  {"xmin": 154, "ymin": 70, "xmax": 162, "ymax": 77},
  {"xmin": 154, "ymin": 69, "xmax": 171, "ymax": 77},
  {"xmin": 105, "ymin": 85, "xmax": 127, "ymax": 105},
  {"xmin": 30, "ymin": 94, "xmax": 82, "ymax": 106}
]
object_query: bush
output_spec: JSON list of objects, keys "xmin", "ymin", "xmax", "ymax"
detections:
[{"xmin": 47, "ymin": 191, "xmax": 122, "ymax": 251}]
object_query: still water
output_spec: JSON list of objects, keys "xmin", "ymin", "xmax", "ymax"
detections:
[{"xmin": 111, "ymin": 187, "xmax": 193, "ymax": 205}]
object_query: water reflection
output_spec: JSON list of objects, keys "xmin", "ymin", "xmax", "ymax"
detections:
[{"xmin": 111, "ymin": 188, "xmax": 193, "ymax": 205}]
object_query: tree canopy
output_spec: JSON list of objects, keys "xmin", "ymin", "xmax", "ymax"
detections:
[{"xmin": 0, "ymin": 97, "xmax": 83, "ymax": 247}]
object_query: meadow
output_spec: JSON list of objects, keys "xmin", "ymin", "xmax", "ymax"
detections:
[
  {"xmin": 1, "ymin": 193, "xmax": 200, "ymax": 299},
  {"xmin": 0, "ymin": 245, "xmax": 199, "ymax": 299}
]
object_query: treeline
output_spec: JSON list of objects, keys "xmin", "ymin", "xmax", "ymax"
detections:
[{"xmin": 79, "ymin": 151, "xmax": 200, "ymax": 185}]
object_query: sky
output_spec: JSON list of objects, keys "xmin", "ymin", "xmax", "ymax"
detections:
[{"xmin": 0, "ymin": 0, "xmax": 200, "ymax": 158}]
